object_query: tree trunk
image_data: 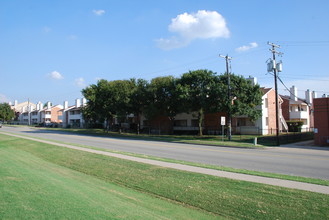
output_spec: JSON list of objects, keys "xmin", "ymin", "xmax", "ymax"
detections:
[
  {"xmin": 198, "ymin": 108, "xmax": 204, "ymax": 136},
  {"xmin": 169, "ymin": 116, "xmax": 175, "ymax": 135}
]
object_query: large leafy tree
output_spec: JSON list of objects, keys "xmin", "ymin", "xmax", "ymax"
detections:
[
  {"xmin": 179, "ymin": 70, "xmax": 224, "ymax": 136},
  {"xmin": 82, "ymin": 79, "xmax": 135, "ymax": 130},
  {"xmin": 218, "ymin": 74, "xmax": 262, "ymax": 121},
  {"xmin": 81, "ymin": 83, "xmax": 101, "ymax": 126},
  {"xmin": 107, "ymin": 79, "xmax": 135, "ymax": 122},
  {"xmin": 129, "ymin": 78, "xmax": 150, "ymax": 132},
  {"xmin": 0, "ymin": 103, "xmax": 15, "ymax": 121},
  {"xmin": 147, "ymin": 76, "xmax": 187, "ymax": 133}
]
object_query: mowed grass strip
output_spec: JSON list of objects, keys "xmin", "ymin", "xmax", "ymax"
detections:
[
  {"xmin": 9, "ymin": 130, "xmax": 329, "ymax": 186},
  {"xmin": 1, "ymin": 134, "xmax": 329, "ymax": 219},
  {"xmin": 0, "ymin": 135, "xmax": 218, "ymax": 219}
]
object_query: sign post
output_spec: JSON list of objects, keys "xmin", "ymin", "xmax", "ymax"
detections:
[{"xmin": 221, "ymin": 116, "xmax": 226, "ymax": 141}]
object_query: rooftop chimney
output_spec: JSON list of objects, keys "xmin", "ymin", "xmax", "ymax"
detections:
[
  {"xmin": 290, "ymin": 86, "xmax": 298, "ymax": 101},
  {"xmin": 14, "ymin": 100, "xmax": 18, "ymax": 106},
  {"xmin": 64, "ymin": 101, "xmax": 68, "ymax": 109},
  {"xmin": 305, "ymin": 89, "xmax": 312, "ymax": 104},
  {"xmin": 312, "ymin": 91, "xmax": 317, "ymax": 100},
  {"xmin": 246, "ymin": 76, "xmax": 258, "ymax": 86},
  {"xmin": 82, "ymin": 98, "xmax": 87, "ymax": 106},
  {"xmin": 47, "ymin": 101, "xmax": 51, "ymax": 109},
  {"xmin": 75, "ymin": 98, "xmax": 81, "ymax": 108}
]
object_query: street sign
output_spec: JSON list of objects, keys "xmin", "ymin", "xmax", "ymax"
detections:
[{"xmin": 221, "ymin": 116, "xmax": 226, "ymax": 126}]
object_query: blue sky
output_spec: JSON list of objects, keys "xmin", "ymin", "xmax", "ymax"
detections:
[{"xmin": 1, "ymin": 0, "xmax": 328, "ymax": 106}]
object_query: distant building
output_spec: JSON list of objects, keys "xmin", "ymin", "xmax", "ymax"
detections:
[
  {"xmin": 62, "ymin": 98, "xmax": 86, "ymax": 128},
  {"xmin": 281, "ymin": 86, "xmax": 315, "ymax": 132},
  {"xmin": 39, "ymin": 102, "xmax": 63, "ymax": 125},
  {"xmin": 233, "ymin": 87, "xmax": 287, "ymax": 135},
  {"xmin": 10, "ymin": 100, "xmax": 36, "ymax": 124}
]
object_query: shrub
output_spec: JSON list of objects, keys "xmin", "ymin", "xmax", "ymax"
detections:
[{"xmin": 287, "ymin": 121, "xmax": 304, "ymax": 132}]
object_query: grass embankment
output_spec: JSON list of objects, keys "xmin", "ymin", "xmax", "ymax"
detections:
[
  {"xmin": 0, "ymin": 134, "xmax": 217, "ymax": 219},
  {"xmin": 1, "ymin": 134, "xmax": 328, "ymax": 219}
]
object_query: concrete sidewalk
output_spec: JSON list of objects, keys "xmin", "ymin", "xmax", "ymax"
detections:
[{"xmin": 2, "ymin": 131, "xmax": 329, "ymax": 195}]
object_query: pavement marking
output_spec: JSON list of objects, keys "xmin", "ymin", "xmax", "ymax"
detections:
[{"xmin": 1, "ymin": 131, "xmax": 329, "ymax": 195}]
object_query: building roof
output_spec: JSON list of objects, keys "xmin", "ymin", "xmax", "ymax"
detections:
[
  {"xmin": 260, "ymin": 87, "xmax": 272, "ymax": 95},
  {"xmin": 280, "ymin": 95, "xmax": 309, "ymax": 105},
  {"xmin": 68, "ymin": 107, "xmax": 82, "ymax": 111},
  {"xmin": 61, "ymin": 105, "xmax": 77, "ymax": 112},
  {"xmin": 11, "ymin": 101, "xmax": 36, "ymax": 113},
  {"xmin": 260, "ymin": 87, "xmax": 283, "ymax": 102}
]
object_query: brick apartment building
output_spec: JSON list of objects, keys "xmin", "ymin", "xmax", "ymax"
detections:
[
  {"xmin": 313, "ymin": 97, "xmax": 329, "ymax": 146},
  {"xmin": 281, "ymin": 86, "xmax": 315, "ymax": 132}
]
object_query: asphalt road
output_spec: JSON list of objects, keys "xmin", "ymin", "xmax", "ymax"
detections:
[{"xmin": 2, "ymin": 126, "xmax": 329, "ymax": 180}]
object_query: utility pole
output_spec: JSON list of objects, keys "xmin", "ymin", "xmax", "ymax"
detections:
[
  {"xmin": 267, "ymin": 42, "xmax": 283, "ymax": 146},
  {"xmin": 220, "ymin": 54, "xmax": 233, "ymax": 141}
]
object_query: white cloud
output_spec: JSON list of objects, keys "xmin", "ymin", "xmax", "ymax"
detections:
[
  {"xmin": 156, "ymin": 10, "xmax": 230, "ymax": 50},
  {"xmin": 75, "ymin": 77, "xmax": 86, "ymax": 87},
  {"xmin": 0, "ymin": 94, "xmax": 10, "ymax": 103},
  {"xmin": 48, "ymin": 71, "xmax": 64, "ymax": 80},
  {"xmin": 155, "ymin": 36, "xmax": 190, "ymax": 50},
  {"xmin": 93, "ymin": 9, "xmax": 105, "ymax": 16},
  {"xmin": 43, "ymin": 26, "xmax": 51, "ymax": 33},
  {"xmin": 68, "ymin": 35, "xmax": 78, "ymax": 40},
  {"xmin": 235, "ymin": 42, "xmax": 258, "ymax": 52}
]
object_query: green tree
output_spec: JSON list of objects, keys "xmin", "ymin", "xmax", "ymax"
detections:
[
  {"xmin": 179, "ymin": 70, "xmax": 224, "ymax": 136},
  {"xmin": 129, "ymin": 78, "xmax": 150, "ymax": 133},
  {"xmin": 82, "ymin": 79, "xmax": 135, "ymax": 131},
  {"xmin": 148, "ymin": 76, "xmax": 187, "ymax": 133},
  {"xmin": 81, "ymin": 84, "xmax": 100, "ymax": 127},
  {"xmin": 0, "ymin": 103, "xmax": 15, "ymax": 121},
  {"xmin": 107, "ymin": 79, "xmax": 135, "ymax": 124},
  {"xmin": 218, "ymin": 74, "xmax": 262, "ymax": 122}
]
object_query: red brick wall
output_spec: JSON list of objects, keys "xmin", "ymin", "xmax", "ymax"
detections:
[
  {"xmin": 148, "ymin": 116, "xmax": 171, "ymax": 134},
  {"xmin": 51, "ymin": 106, "xmax": 63, "ymax": 123},
  {"xmin": 204, "ymin": 112, "xmax": 227, "ymax": 129},
  {"xmin": 267, "ymin": 89, "xmax": 278, "ymax": 132},
  {"xmin": 314, "ymin": 98, "xmax": 329, "ymax": 146},
  {"xmin": 281, "ymin": 97, "xmax": 290, "ymax": 121}
]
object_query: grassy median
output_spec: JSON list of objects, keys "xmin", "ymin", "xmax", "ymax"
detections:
[{"xmin": 1, "ymin": 134, "xmax": 328, "ymax": 219}]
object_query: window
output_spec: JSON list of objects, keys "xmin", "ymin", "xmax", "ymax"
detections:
[
  {"xmin": 143, "ymin": 120, "xmax": 149, "ymax": 126},
  {"xmin": 237, "ymin": 118, "xmax": 246, "ymax": 127},
  {"xmin": 174, "ymin": 120, "xmax": 187, "ymax": 127},
  {"xmin": 266, "ymin": 117, "xmax": 269, "ymax": 126},
  {"xmin": 191, "ymin": 119, "xmax": 200, "ymax": 127},
  {"xmin": 264, "ymin": 98, "xmax": 268, "ymax": 108}
]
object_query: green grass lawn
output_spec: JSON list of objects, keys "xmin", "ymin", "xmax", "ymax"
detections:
[
  {"xmin": 0, "ymin": 135, "xmax": 217, "ymax": 219},
  {"xmin": 1, "ymin": 134, "xmax": 329, "ymax": 219}
]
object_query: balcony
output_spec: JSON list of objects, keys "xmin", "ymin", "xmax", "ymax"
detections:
[
  {"xmin": 290, "ymin": 110, "xmax": 308, "ymax": 119},
  {"xmin": 44, "ymin": 114, "xmax": 51, "ymax": 119}
]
